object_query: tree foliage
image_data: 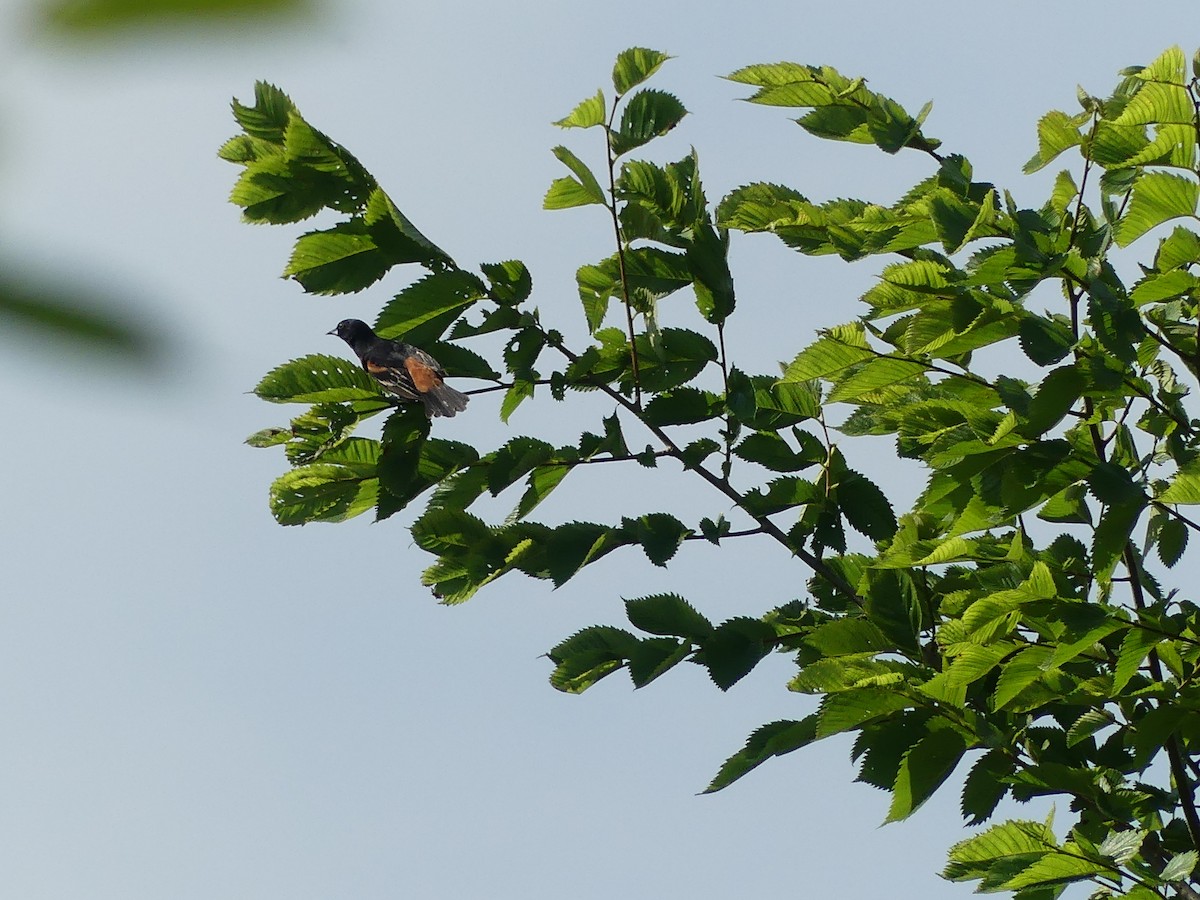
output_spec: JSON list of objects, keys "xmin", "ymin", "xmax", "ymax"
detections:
[{"xmin": 227, "ymin": 46, "xmax": 1200, "ymax": 898}]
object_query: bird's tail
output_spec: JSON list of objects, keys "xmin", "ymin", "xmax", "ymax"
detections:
[{"xmin": 421, "ymin": 384, "xmax": 470, "ymax": 418}]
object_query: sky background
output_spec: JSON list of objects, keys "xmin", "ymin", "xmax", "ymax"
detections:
[{"xmin": 1, "ymin": 2, "xmax": 1197, "ymax": 898}]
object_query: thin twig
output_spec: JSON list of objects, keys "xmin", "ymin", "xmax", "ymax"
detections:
[{"xmin": 604, "ymin": 97, "xmax": 642, "ymax": 409}]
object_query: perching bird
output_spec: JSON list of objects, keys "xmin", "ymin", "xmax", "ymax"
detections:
[{"xmin": 328, "ymin": 319, "xmax": 469, "ymax": 418}]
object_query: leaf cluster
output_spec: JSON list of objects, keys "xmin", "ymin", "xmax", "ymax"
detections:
[{"xmin": 229, "ymin": 46, "xmax": 1200, "ymax": 898}]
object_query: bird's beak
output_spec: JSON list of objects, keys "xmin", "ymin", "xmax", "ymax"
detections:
[{"xmin": 327, "ymin": 328, "xmax": 338, "ymax": 336}]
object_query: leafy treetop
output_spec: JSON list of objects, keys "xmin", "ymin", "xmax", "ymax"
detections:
[{"xmin": 226, "ymin": 45, "xmax": 1200, "ymax": 900}]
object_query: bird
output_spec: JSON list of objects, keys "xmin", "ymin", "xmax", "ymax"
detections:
[{"xmin": 328, "ymin": 319, "xmax": 469, "ymax": 418}]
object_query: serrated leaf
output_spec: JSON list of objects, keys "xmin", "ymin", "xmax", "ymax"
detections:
[
  {"xmin": 544, "ymin": 177, "xmax": 606, "ymax": 210},
  {"xmin": 610, "ymin": 89, "xmax": 687, "ymax": 156},
  {"xmin": 1000, "ymin": 850, "xmax": 1108, "ymax": 890},
  {"xmin": 1018, "ymin": 316, "xmax": 1073, "ymax": 365},
  {"xmin": 375, "ymin": 270, "xmax": 485, "ymax": 345},
  {"xmin": 625, "ymin": 593, "xmax": 713, "ymax": 640},
  {"xmin": 816, "ymin": 688, "xmax": 912, "ymax": 738},
  {"xmin": 702, "ymin": 617, "xmax": 776, "ymax": 690},
  {"xmin": 886, "ymin": 727, "xmax": 967, "ymax": 822},
  {"xmin": 255, "ymin": 354, "xmax": 381, "ymax": 404},
  {"xmin": 1096, "ymin": 829, "xmax": 1144, "ymax": 865},
  {"xmin": 554, "ymin": 89, "xmax": 606, "ymax": 128},
  {"xmin": 783, "ymin": 326, "xmax": 873, "ymax": 382},
  {"xmin": 613, "ymin": 47, "xmax": 672, "ymax": 95},
  {"xmin": 628, "ymin": 637, "xmax": 690, "ymax": 688},
  {"xmin": 642, "ymin": 388, "xmax": 723, "ymax": 426},
  {"xmin": 246, "ymin": 426, "xmax": 290, "ymax": 448},
  {"xmin": 269, "ymin": 446, "xmax": 380, "ymax": 525},
  {"xmin": 827, "ymin": 357, "xmax": 927, "ymax": 404},
  {"xmin": 803, "ymin": 618, "xmax": 892, "ymax": 656},
  {"xmin": 1065, "ymin": 708, "xmax": 1115, "ymax": 747},
  {"xmin": 944, "ymin": 819, "xmax": 1057, "ymax": 882},
  {"xmin": 499, "ymin": 379, "xmax": 535, "ymax": 424},
  {"xmin": 1161, "ymin": 850, "xmax": 1198, "ymax": 882},
  {"xmin": 547, "ymin": 625, "xmax": 639, "ymax": 693},
  {"xmin": 1114, "ymin": 172, "xmax": 1200, "ymax": 246},
  {"xmin": 1157, "ymin": 515, "xmax": 1188, "ymax": 566},
  {"xmin": 704, "ymin": 716, "xmax": 819, "ymax": 793},
  {"xmin": 1023, "ymin": 110, "xmax": 1086, "ymax": 173},
  {"xmin": 1159, "ymin": 460, "xmax": 1200, "ymax": 504},
  {"xmin": 733, "ymin": 432, "xmax": 810, "ymax": 472},
  {"xmin": 622, "ymin": 512, "xmax": 690, "ymax": 566},
  {"xmin": 838, "ymin": 470, "xmax": 897, "ymax": 540},
  {"xmin": 230, "ymin": 81, "xmax": 296, "ymax": 143},
  {"xmin": 1113, "ymin": 626, "xmax": 1160, "ymax": 692},
  {"xmin": 480, "ymin": 260, "xmax": 532, "ymax": 306},
  {"xmin": 960, "ymin": 750, "xmax": 1012, "ymax": 826}
]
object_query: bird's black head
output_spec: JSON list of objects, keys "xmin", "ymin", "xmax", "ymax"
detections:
[{"xmin": 328, "ymin": 318, "xmax": 376, "ymax": 350}]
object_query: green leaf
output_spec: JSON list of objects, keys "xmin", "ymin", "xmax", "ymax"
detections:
[
  {"xmin": 886, "ymin": 727, "xmax": 968, "ymax": 822},
  {"xmin": 1065, "ymin": 709, "xmax": 1115, "ymax": 748},
  {"xmin": 628, "ymin": 638, "xmax": 690, "ymax": 688},
  {"xmin": 480, "ymin": 260, "xmax": 533, "ymax": 306},
  {"xmin": 622, "ymin": 512, "xmax": 690, "ymax": 566},
  {"xmin": 1159, "ymin": 459, "xmax": 1200, "ymax": 503},
  {"xmin": 733, "ymin": 432, "xmax": 814, "ymax": 472},
  {"xmin": 1114, "ymin": 172, "xmax": 1200, "ymax": 246},
  {"xmin": 741, "ymin": 476, "xmax": 820, "ymax": 516},
  {"xmin": 803, "ymin": 618, "xmax": 892, "ymax": 656},
  {"xmin": 1018, "ymin": 316, "xmax": 1073, "ymax": 365},
  {"xmin": 992, "ymin": 645, "xmax": 1054, "ymax": 711},
  {"xmin": 1092, "ymin": 499, "xmax": 1145, "ymax": 583},
  {"xmin": 1021, "ymin": 364, "xmax": 1085, "ymax": 438},
  {"xmin": 544, "ymin": 177, "xmax": 606, "ymax": 210},
  {"xmin": 688, "ymin": 222, "xmax": 736, "ymax": 324},
  {"xmin": 229, "ymin": 81, "xmax": 296, "ymax": 143},
  {"xmin": 255, "ymin": 354, "xmax": 381, "ymax": 404},
  {"xmin": 546, "ymin": 145, "xmax": 607, "ymax": 208},
  {"xmin": 838, "ymin": 470, "xmax": 897, "ymax": 540},
  {"xmin": 280, "ymin": 222, "xmax": 388, "ymax": 296},
  {"xmin": 642, "ymin": 388, "xmax": 723, "ymax": 426},
  {"xmin": 704, "ymin": 716, "xmax": 819, "ymax": 793},
  {"xmin": 246, "ymin": 427, "xmax": 290, "ymax": 448},
  {"xmin": 944, "ymin": 819, "xmax": 1057, "ymax": 882},
  {"xmin": 269, "ymin": 440, "xmax": 381, "ymax": 525},
  {"xmin": 783, "ymin": 326, "xmax": 873, "ymax": 382},
  {"xmin": 1023, "ymin": 110, "xmax": 1086, "ymax": 173},
  {"xmin": 625, "ymin": 593, "xmax": 713, "ymax": 640},
  {"xmin": 863, "ymin": 570, "xmax": 921, "ymax": 654},
  {"xmin": 613, "ymin": 47, "xmax": 672, "ymax": 95},
  {"xmin": 960, "ymin": 750, "xmax": 1012, "ymax": 825},
  {"xmin": 547, "ymin": 625, "xmax": 638, "ymax": 693},
  {"xmin": 499, "ymin": 379, "xmax": 535, "ymax": 424},
  {"xmin": 362, "ymin": 187, "xmax": 453, "ymax": 268},
  {"xmin": 1161, "ymin": 850, "xmax": 1198, "ymax": 882},
  {"xmin": 1113, "ymin": 626, "xmax": 1160, "ymax": 692},
  {"xmin": 1001, "ymin": 849, "xmax": 1109, "ymax": 890},
  {"xmin": 816, "ymin": 687, "xmax": 912, "ymax": 738},
  {"xmin": 827, "ymin": 357, "xmax": 927, "ymax": 404},
  {"xmin": 554, "ymin": 89, "xmax": 606, "ymax": 128},
  {"xmin": 375, "ymin": 270, "xmax": 486, "ymax": 345},
  {"xmin": 512, "ymin": 463, "xmax": 570, "ymax": 520},
  {"xmin": 376, "ymin": 407, "xmax": 433, "ymax": 506},
  {"xmin": 1157, "ymin": 515, "xmax": 1188, "ymax": 566},
  {"xmin": 487, "ymin": 437, "xmax": 556, "ymax": 495},
  {"xmin": 611, "ymin": 90, "xmax": 687, "ymax": 156},
  {"xmin": 1155, "ymin": 226, "xmax": 1200, "ymax": 271},
  {"xmin": 702, "ymin": 617, "xmax": 776, "ymax": 689}
]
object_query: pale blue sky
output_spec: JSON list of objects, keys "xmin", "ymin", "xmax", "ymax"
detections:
[{"xmin": 1, "ymin": 3, "xmax": 1195, "ymax": 898}]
